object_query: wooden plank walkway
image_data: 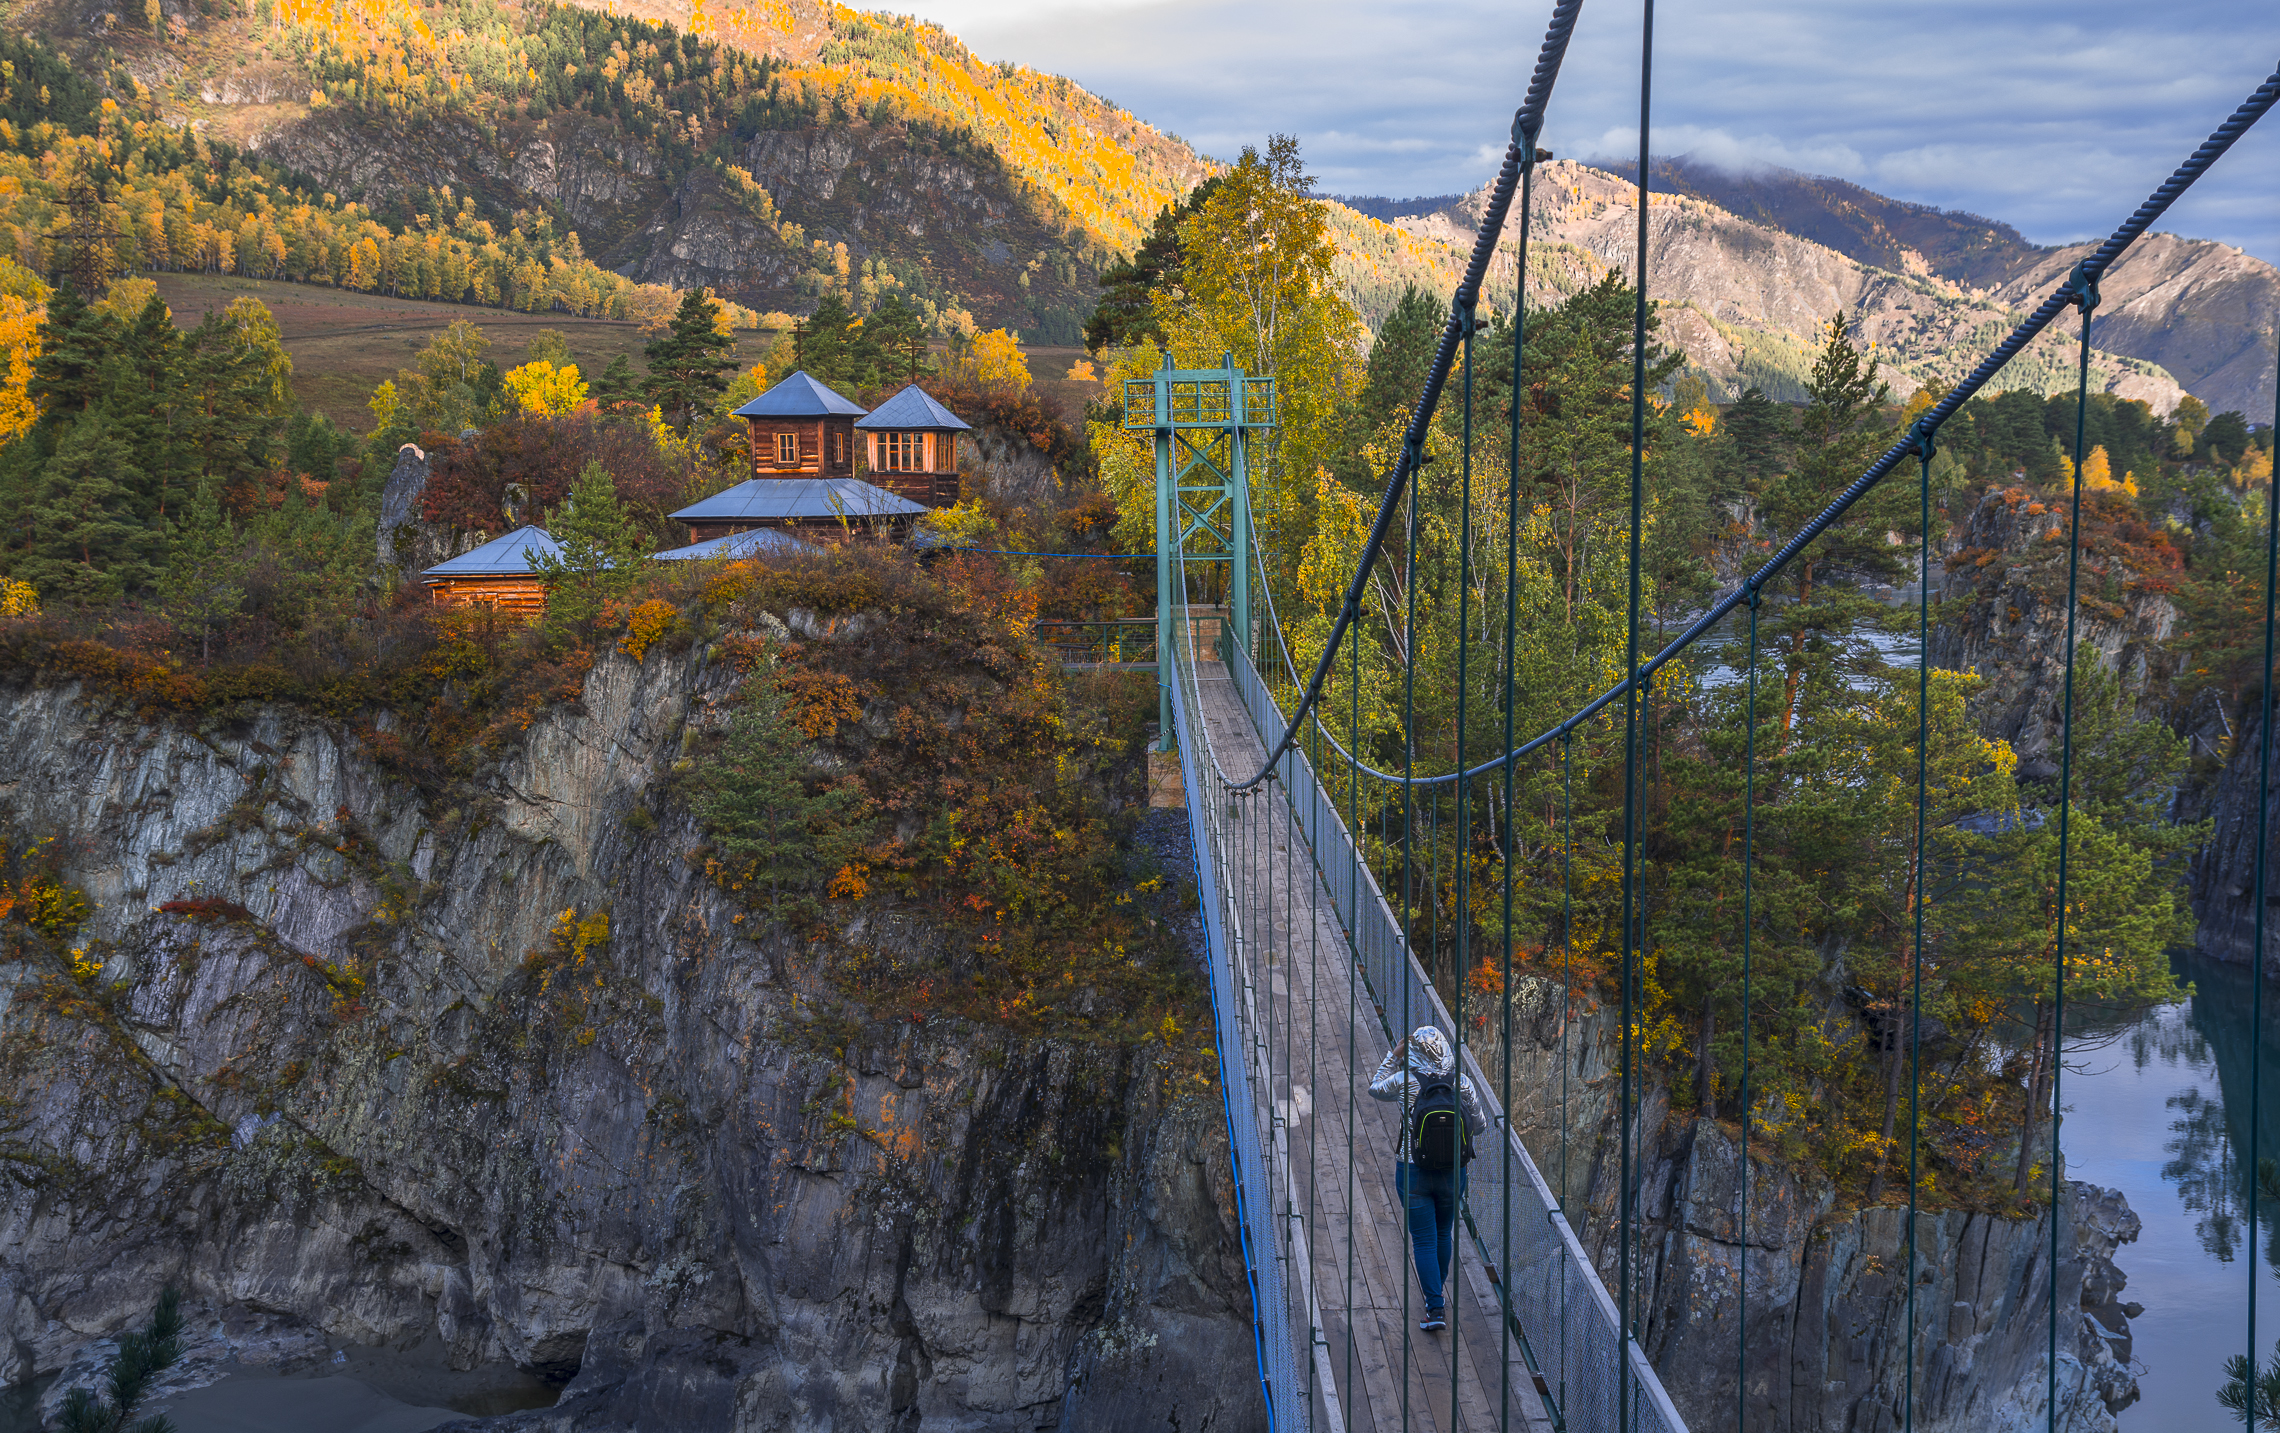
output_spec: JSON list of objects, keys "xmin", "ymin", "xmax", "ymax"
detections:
[{"xmin": 1194, "ymin": 661, "xmax": 1557, "ymax": 1433}]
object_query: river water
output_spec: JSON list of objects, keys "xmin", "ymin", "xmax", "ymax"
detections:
[{"xmin": 2065, "ymin": 948, "xmax": 2280, "ymax": 1430}]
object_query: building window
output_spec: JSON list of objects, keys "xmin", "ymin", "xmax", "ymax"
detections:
[
  {"xmin": 881, "ymin": 432, "xmax": 924, "ymax": 470},
  {"xmin": 774, "ymin": 432, "xmax": 798, "ymax": 465},
  {"xmin": 834, "ymin": 430, "xmax": 846, "ymax": 465}
]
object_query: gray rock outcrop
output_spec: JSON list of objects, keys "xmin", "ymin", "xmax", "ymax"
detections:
[
  {"xmin": 0, "ymin": 641, "xmax": 1261, "ymax": 1429},
  {"xmin": 2191, "ymin": 703, "xmax": 2280, "ymax": 972},
  {"xmin": 1929, "ymin": 483, "xmax": 2179, "ymax": 772}
]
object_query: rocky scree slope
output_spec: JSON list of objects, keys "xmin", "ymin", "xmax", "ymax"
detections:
[{"xmin": 0, "ymin": 634, "xmax": 1260, "ymax": 1430}]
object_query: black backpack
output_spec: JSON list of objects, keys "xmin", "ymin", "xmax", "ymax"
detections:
[{"xmin": 1411, "ymin": 1075, "xmax": 1471, "ymax": 1171}]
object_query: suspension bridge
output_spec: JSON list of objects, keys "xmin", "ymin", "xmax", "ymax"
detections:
[{"xmin": 1123, "ymin": 3, "xmax": 2280, "ymax": 1428}]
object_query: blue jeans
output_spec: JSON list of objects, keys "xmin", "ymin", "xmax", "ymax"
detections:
[{"xmin": 1395, "ymin": 1162, "xmax": 1465, "ymax": 1309}]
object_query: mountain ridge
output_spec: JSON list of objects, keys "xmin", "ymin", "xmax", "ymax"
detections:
[{"xmin": 1368, "ymin": 158, "xmax": 2276, "ymax": 416}]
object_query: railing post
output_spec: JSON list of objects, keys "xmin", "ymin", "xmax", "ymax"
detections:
[
  {"xmin": 1153, "ymin": 355, "xmax": 1173, "ymax": 751},
  {"xmin": 1227, "ymin": 350, "xmax": 1252, "ymax": 666}
]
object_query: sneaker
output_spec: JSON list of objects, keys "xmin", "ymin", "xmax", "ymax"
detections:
[{"xmin": 1419, "ymin": 1309, "xmax": 1447, "ymax": 1333}]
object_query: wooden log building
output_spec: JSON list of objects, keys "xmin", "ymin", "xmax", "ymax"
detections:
[
  {"xmin": 421, "ymin": 526, "xmax": 565, "ymax": 616},
  {"xmin": 855, "ymin": 383, "xmax": 972, "ymax": 509},
  {"xmin": 732, "ymin": 369, "xmax": 867, "ymax": 482}
]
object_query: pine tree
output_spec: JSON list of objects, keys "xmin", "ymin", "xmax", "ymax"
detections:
[
  {"xmin": 27, "ymin": 282, "xmax": 117, "ymax": 428},
  {"xmin": 863, "ymin": 294, "xmax": 929, "ymax": 385},
  {"xmin": 108, "ymin": 294, "xmax": 186, "ymax": 522},
  {"xmin": 159, "ymin": 478, "xmax": 244, "ymax": 665},
  {"xmin": 176, "ymin": 308, "xmax": 280, "ymax": 502},
  {"xmin": 790, "ymin": 293, "xmax": 859, "ymax": 389},
  {"xmin": 642, "ymin": 290, "xmax": 736, "ymax": 430},
  {"xmin": 1357, "ymin": 284, "xmax": 1442, "ymax": 434},
  {"xmin": 12, "ymin": 408, "xmax": 154, "ymax": 603},
  {"xmin": 533, "ymin": 461, "xmax": 645, "ymax": 627},
  {"xmin": 591, "ymin": 353, "xmax": 641, "ymax": 410},
  {"xmin": 1752, "ymin": 313, "xmax": 1910, "ymax": 741},
  {"xmin": 691, "ymin": 667, "xmax": 869, "ymax": 920}
]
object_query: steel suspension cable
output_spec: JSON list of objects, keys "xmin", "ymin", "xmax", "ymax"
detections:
[
  {"xmin": 1452, "ymin": 275, "xmax": 1477, "ymax": 1428},
  {"xmin": 1401, "ymin": 457, "xmax": 1419, "ymax": 1431},
  {"xmin": 1738, "ymin": 588, "xmax": 1760, "ymax": 1433},
  {"xmin": 2045, "ymin": 265, "xmax": 2099, "ymax": 1433},
  {"xmin": 2246, "ymin": 321, "xmax": 2280, "ymax": 1430},
  {"xmin": 1906, "ymin": 433, "xmax": 1934, "ymax": 1433},
  {"xmin": 1617, "ymin": 8, "xmax": 1655, "ymax": 1424},
  {"xmin": 1498, "ymin": 156, "xmax": 1537, "ymax": 1433},
  {"xmin": 1239, "ymin": 64, "xmax": 2280, "ymax": 796}
]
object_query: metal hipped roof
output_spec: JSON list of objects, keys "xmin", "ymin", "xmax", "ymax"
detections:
[
  {"xmin": 730, "ymin": 369, "xmax": 868, "ymax": 419},
  {"xmin": 421, "ymin": 525, "xmax": 565, "ymax": 578},
  {"xmin": 653, "ymin": 529, "xmax": 815, "ymax": 561},
  {"xmin": 854, "ymin": 384, "xmax": 971, "ymax": 432},
  {"xmin": 669, "ymin": 478, "xmax": 926, "ymax": 523}
]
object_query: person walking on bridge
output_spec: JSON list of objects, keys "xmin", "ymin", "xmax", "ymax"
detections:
[{"xmin": 1369, "ymin": 1025, "xmax": 1484, "ymax": 1332}]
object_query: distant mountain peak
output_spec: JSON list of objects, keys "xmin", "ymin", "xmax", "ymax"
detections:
[{"xmin": 1596, "ymin": 154, "xmax": 2044, "ymax": 290}]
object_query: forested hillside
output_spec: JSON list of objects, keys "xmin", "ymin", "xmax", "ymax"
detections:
[{"xmin": 5, "ymin": 0, "xmax": 1217, "ymax": 346}]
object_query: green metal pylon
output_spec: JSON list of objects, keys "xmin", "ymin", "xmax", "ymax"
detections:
[{"xmin": 1125, "ymin": 353, "xmax": 1278, "ymax": 751}]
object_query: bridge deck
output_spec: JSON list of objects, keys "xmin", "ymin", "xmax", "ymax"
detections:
[{"xmin": 1194, "ymin": 661, "xmax": 1555, "ymax": 1433}]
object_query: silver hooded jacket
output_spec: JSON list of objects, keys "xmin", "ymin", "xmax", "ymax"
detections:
[{"xmin": 1367, "ymin": 1025, "xmax": 1487, "ymax": 1163}]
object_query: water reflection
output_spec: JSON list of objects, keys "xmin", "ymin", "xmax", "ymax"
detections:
[{"xmin": 2067, "ymin": 948, "xmax": 2280, "ymax": 1430}]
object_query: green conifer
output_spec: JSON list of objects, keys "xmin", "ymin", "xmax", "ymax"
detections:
[
  {"xmin": 691, "ymin": 667, "xmax": 869, "ymax": 920},
  {"xmin": 57, "ymin": 1284, "xmax": 183, "ymax": 1433},
  {"xmin": 13, "ymin": 409, "xmax": 154, "ymax": 603},
  {"xmin": 641, "ymin": 290, "xmax": 737, "ymax": 430},
  {"xmin": 159, "ymin": 478, "xmax": 244, "ymax": 665},
  {"xmin": 533, "ymin": 461, "xmax": 645, "ymax": 628}
]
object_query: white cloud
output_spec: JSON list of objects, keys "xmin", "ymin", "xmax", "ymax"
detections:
[{"xmin": 1577, "ymin": 124, "xmax": 1863, "ymax": 177}]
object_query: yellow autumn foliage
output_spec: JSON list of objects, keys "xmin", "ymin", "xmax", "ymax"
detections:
[
  {"xmin": 0, "ymin": 294, "xmax": 38, "ymax": 446},
  {"xmin": 503, "ymin": 358, "xmax": 589, "ymax": 415},
  {"xmin": 2076, "ymin": 444, "xmax": 2138, "ymax": 498}
]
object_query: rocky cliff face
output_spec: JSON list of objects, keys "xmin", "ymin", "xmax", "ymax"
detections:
[
  {"xmin": 2187, "ymin": 703, "xmax": 2280, "ymax": 973},
  {"xmin": 1487, "ymin": 978, "xmax": 2140, "ymax": 1433},
  {"xmin": 0, "ymin": 637, "xmax": 1260, "ymax": 1429},
  {"xmin": 1929, "ymin": 483, "xmax": 2181, "ymax": 772}
]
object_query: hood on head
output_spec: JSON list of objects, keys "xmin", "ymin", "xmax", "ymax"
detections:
[{"xmin": 1407, "ymin": 1025, "xmax": 1453, "ymax": 1076}]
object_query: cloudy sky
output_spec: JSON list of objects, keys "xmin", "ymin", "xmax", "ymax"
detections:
[{"xmin": 892, "ymin": 0, "xmax": 2280, "ymax": 265}]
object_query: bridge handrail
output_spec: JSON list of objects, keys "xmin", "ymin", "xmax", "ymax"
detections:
[
  {"xmin": 1163, "ymin": 622, "xmax": 1308, "ymax": 1429},
  {"xmin": 1224, "ymin": 631, "xmax": 1687, "ymax": 1433}
]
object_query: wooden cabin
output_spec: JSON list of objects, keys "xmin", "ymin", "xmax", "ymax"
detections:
[
  {"xmin": 669, "ymin": 477, "xmax": 927, "ymax": 543},
  {"xmin": 855, "ymin": 384, "xmax": 972, "ymax": 509},
  {"xmin": 733, "ymin": 370, "xmax": 866, "ymax": 482},
  {"xmin": 421, "ymin": 526, "xmax": 564, "ymax": 617}
]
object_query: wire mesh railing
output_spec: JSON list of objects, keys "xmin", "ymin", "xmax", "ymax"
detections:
[
  {"xmin": 1222, "ymin": 625, "xmax": 1683, "ymax": 1433},
  {"xmin": 1034, "ymin": 618, "xmax": 1159, "ymax": 666},
  {"xmin": 1163, "ymin": 589, "xmax": 1310, "ymax": 1430}
]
